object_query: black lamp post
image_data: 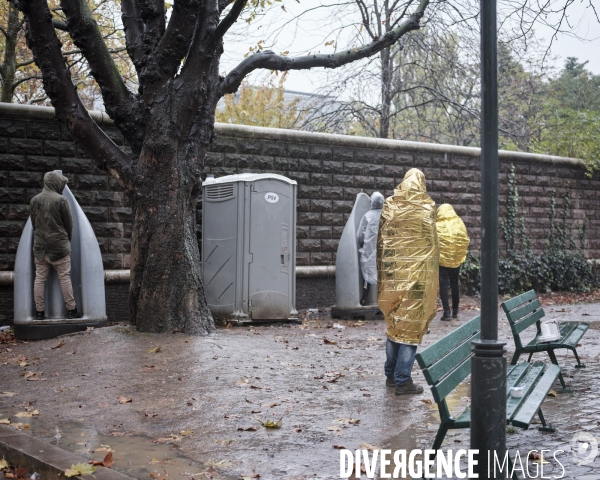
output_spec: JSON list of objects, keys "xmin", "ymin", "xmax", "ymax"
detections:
[{"xmin": 471, "ymin": 0, "xmax": 507, "ymax": 477}]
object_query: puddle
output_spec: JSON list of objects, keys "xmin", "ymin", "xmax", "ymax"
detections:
[{"xmin": 0, "ymin": 409, "xmax": 237, "ymax": 479}]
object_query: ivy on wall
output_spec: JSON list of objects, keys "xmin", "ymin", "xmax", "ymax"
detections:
[{"xmin": 460, "ymin": 164, "xmax": 599, "ymax": 295}]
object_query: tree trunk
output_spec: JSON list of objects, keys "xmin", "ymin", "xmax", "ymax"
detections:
[
  {"xmin": 129, "ymin": 121, "xmax": 215, "ymax": 334},
  {"xmin": 0, "ymin": 4, "xmax": 19, "ymax": 103},
  {"xmin": 379, "ymin": 47, "xmax": 392, "ymax": 139}
]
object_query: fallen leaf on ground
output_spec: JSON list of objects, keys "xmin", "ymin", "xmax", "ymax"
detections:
[
  {"xmin": 420, "ymin": 399, "xmax": 433, "ymax": 405},
  {"xmin": 0, "ymin": 458, "xmax": 8, "ymax": 469},
  {"xmin": 251, "ymin": 410, "xmax": 262, "ymax": 414},
  {"xmin": 90, "ymin": 452, "xmax": 114, "ymax": 468},
  {"xmin": 110, "ymin": 431, "xmax": 125, "ymax": 437},
  {"xmin": 547, "ymin": 390, "xmax": 557, "ymax": 397},
  {"xmin": 334, "ymin": 418, "xmax": 360, "ymax": 425},
  {"xmin": 0, "ymin": 419, "xmax": 10, "ymax": 424},
  {"xmin": 215, "ymin": 439, "xmax": 234, "ymax": 446},
  {"xmin": 0, "ymin": 392, "xmax": 14, "ymax": 397},
  {"xmin": 18, "ymin": 362, "xmax": 28, "ymax": 367},
  {"xmin": 145, "ymin": 412, "xmax": 158, "ymax": 417},
  {"xmin": 180, "ymin": 430, "xmax": 193, "ymax": 436},
  {"xmin": 258, "ymin": 418, "xmax": 282, "ymax": 429},
  {"xmin": 205, "ymin": 459, "xmax": 233, "ymax": 468},
  {"xmin": 15, "ymin": 410, "xmax": 39, "ymax": 418},
  {"xmin": 360, "ymin": 442, "xmax": 381, "ymax": 451},
  {"xmin": 117, "ymin": 396, "xmax": 132, "ymax": 404},
  {"xmin": 237, "ymin": 426, "xmax": 257, "ymax": 432},
  {"xmin": 147, "ymin": 346, "xmax": 162, "ymax": 353},
  {"xmin": 323, "ymin": 338, "xmax": 337, "ymax": 345},
  {"xmin": 332, "ymin": 445, "xmax": 346, "ymax": 449},
  {"xmin": 235, "ymin": 379, "xmax": 249, "ymax": 386},
  {"xmin": 51, "ymin": 340, "xmax": 65, "ymax": 349},
  {"xmin": 240, "ymin": 474, "xmax": 260, "ymax": 479},
  {"xmin": 327, "ymin": 426, "xmax": 342, "ymax": 432},
  {"xmin": 64, "ymin": 463, "xmax": 96, "ymax": 477}
]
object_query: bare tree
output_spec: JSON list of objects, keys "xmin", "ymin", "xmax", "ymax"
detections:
[{"xmin": 15, "ymin": 0, "xmax": 432, "ymax": 333}]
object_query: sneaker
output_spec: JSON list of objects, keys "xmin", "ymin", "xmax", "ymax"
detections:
[
  {"xmin": 440, "ymin": 311, "xmax": 451, "ymax": 321},
  {"xmin": 452, "ymin": 309, "xmax": 459, "ymax": 319},
  {"xmin": 395, "ymin": 378, "xmax": 424, "ymax": 395},
  {"xmin": 67, "ymin": 309, "xmax": 82, "ymax": 319},
  {"xmin": 386, "ymin": 377, "xmax": 396, "ymax": 387},
  {"xmin": 35, "ymin": 311, "xmax": 44, "ymax": 320}
]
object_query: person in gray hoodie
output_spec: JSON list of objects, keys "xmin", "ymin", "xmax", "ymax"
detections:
[
  {"xmin": 30, "ymin": 171, "xmax": 81, "ymax": 320},
  {"xmin": 357, "ymin": 192, "xmax": 384, "ymax": 305}
]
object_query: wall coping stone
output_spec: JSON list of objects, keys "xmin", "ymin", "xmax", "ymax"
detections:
[{"xmin": 0, "ymin": 103, "xmax": 583, "ymax": 168}]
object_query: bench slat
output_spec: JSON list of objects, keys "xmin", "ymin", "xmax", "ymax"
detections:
[
  {"xmin": 423, "ymin": 332, "xmax": 481, "ymax": 385},
  {"xmin": 416, "ymin": 316, "xmax": 481, "ymax": 369},
  {"xmin": 430, "ymin": 355, "xmax": 472, "ymax": 404},
  {"xmin": 555, "ymin": 322, "xmax": 588, "ymax": 347},
  {"xmin": 501, "ymin": 290, "xmax": 537, "ymax": 313},
  {"xmin": 506, "ymin": 362, "xmax": 531, "ymax": 391},
  {"xmin": 506, "ymin": 363, "xmax": 545, "ymax": 420},
  {"xmin": 505, "ymin": 299, "xmax": 542, "ymax": 325},
  {"xmin": 511, "ymin": 364, "xmax": 561, "ymax": 429},
  {"xmin": 513, "ymin": 309, "xmax": 544, "ymax": 335}
]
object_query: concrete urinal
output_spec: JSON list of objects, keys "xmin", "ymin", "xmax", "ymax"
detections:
[
  {"xmin": 331, "ymin": 193, "xmax": 382, "ymax": 320},
  {"xmin": 14, "ymin": 171, "xmax": 107, "ymax": 340}
]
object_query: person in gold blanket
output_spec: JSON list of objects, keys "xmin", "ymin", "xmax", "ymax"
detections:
[
  {"xmin": 377, "ymin": 168, "xmax": 439, "ymax": 395},
  {"xmin": 436, "ymin": 204, "xmax": 470, "ymax": 321}
]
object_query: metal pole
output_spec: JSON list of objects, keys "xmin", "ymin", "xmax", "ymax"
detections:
[{"xmin": 471, "ymin": 0, "xmax": 507, "ymax": 477}]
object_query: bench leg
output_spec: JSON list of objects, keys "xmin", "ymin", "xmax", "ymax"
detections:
[
  {"xmin": 431, "ymin": 424, "xmax": 450, "ymax": 452},
  {"xmin": 571, "ymin": 347, "xmax": 586, "ymax": 368},
  {"xmin": 537, "ymin": 408, "xmax": 556, "ymax": 433},
  {"xmin": 510, "ymin": 351, "xmax": 522, "ymax": 366},
  {"xmin": 527, "ymin": 352, "xmax": 533, "ymax": 362},
  {"xmin": 546, "ymin": 350, "xmax": 573, "ymax": 394}
]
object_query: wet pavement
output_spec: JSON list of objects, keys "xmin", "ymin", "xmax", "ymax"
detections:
[{"xmin": 0, "ymin": 297, "xmax": 599, "ymax": 480}]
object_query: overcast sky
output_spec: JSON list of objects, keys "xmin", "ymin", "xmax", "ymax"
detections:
[{"xmin": 221, "ymin": 0, "xmax": 600, "ymax": 94}]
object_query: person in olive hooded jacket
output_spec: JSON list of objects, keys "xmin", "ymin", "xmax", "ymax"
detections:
[{"xmin": 30, "ymin": 171, "xmax": 81, "ymax": 320}]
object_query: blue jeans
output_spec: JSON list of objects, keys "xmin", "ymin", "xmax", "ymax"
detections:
[{"xmin": 385, "ymin": 339, "xmax": 417, "ymax": 386}]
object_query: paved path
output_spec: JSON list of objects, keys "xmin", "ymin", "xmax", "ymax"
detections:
[{"xmin": 0, "ymin": 299, "xmax": 599, "ymax": 479}]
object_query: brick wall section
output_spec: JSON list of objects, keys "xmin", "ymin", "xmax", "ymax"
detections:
[{"xmin": 0, "ymin": 104, "xmax": 598, "ymax": 273}]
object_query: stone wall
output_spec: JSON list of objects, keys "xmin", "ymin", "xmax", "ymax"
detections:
[{"xmin": 1, "ymin": 103, "xmax": 598, "ymax": 271}]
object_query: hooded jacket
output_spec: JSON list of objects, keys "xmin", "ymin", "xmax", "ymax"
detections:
[
  {"xmin": 30, "ymin": 171, "xmax": 73, "ymax": 262},
  {"xmin": 357, "ymin": 192, "xmax": 384, "ymax": 285},
  {"xmin": 377, "ymin": 168, "xmax": 439, "ymax": 345},
  {"xmin": 436, "ymin": 204, "xmax": 470, "ymax": 268}
]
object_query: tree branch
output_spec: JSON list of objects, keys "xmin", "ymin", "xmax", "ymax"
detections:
[
  {"xmin": 17, "ymin": 0, "xmax": 134, "ymax": 187},
  {"xmin": 147, "ymin": 0, "xmax": 199, "ymax": 84},
  {"xmin": 15, "ymin": 58, "xmax": 35, "ymax": 68},
  {"xmin": 212, "ymin": 0, "xmax": 245, "ymax": 43},
  {"xmin": 222, "ymin": 0, "xmax": 429, "ymax": 95},
  {"xmin": 121, "ymin": 0, "xmax": 145, "ymax": 72},
  {"xmin": 60, "ymin": 0, "xmax": 145, "ymax": 154},
  {"xmin": 52, "ymin": 18, "xmax": 68, "ymax": 31}
]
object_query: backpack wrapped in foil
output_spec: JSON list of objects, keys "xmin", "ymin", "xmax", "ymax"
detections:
[
  {"xmin": 436, "ymin": 204, "xmax": 470, "ymax": 268},
  {"xmin": 377, "ymin": 168, "xmax": 439, "ymax": 345}
]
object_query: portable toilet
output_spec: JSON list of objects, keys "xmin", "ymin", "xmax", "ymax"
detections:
[
  {"xmin": 13, "ymin": 170, "xmax": 107, "ymax": 340},
  {"xmin": 202, "ymin": 173, "xmax": 297, "ymax": 322},
  {"xmin": 331, "ymin": 192, "xmax": 381, "ymax": 320}
]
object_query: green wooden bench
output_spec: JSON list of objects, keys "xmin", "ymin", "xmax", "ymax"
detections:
[
  {"xmin": 501, "ymin": 289, "xmax": 589, "ymax": 393},
  {"xmin": 415, "ymin": 315, "xmax": 560, "ymax": 473}
]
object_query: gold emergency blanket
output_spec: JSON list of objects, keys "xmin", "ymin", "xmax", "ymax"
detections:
[
  {"xmin": 377, "ymin": 168, "xmax": 439, "ymax": 345},
  {"xmin": 436, "ymin": 204, "xmax": 470, "ymax": 268}
]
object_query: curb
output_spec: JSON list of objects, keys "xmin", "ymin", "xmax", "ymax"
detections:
[{"xmin": 0, "ymin": 425, "xmax": 134, "ymax": 480}]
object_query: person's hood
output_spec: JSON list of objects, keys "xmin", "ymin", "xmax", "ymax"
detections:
[
  {"xmin": 370, "ymin": 191, "xmax": 384, "ymax": 210},
  {"xmin": 43, "ymin": 171, "xmax": 68, "ymax": 194},
  {"xmin": 396, "ymin": 168, "xmax": 426, "ymax": 193},
  {"xmin": 437, "ymin": 204, "xmax": 457, "ymax": 222}
]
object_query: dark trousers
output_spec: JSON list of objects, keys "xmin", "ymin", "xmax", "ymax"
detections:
[{"xmin": 439, "ymin": 266, "xmax": 460, "ymax": 313}]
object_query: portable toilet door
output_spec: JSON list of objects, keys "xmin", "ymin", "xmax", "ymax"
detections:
[
  {"xmin": 243, "ymin": 175, "xmax": 297, "ymax": 320},
  {"xmin": 202, "ymin": 173, "xmax": 297, "ymax": 322}
]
